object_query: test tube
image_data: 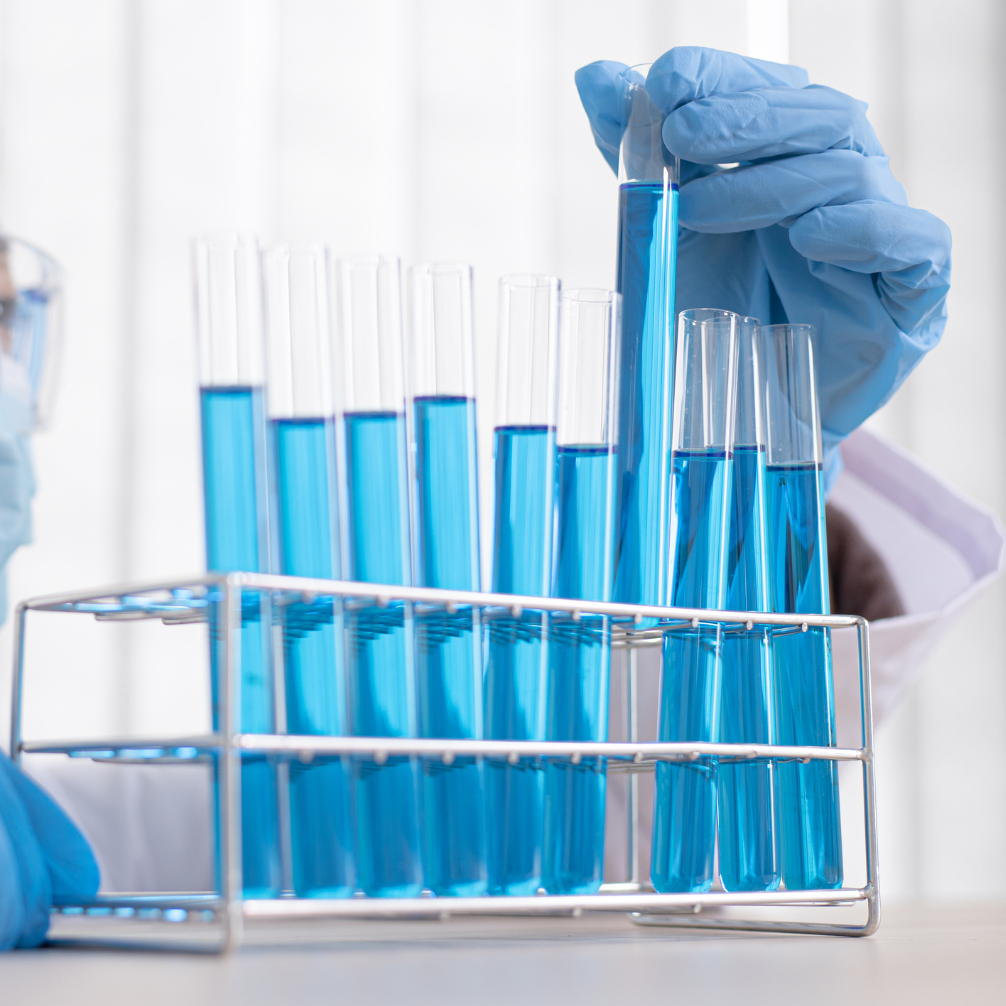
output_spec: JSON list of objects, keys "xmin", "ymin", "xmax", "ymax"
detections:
[
  {"xmin": 193, "ymin": 234, "xmax": 280, "ymax": 898},
  {"xmin": 485, "ymin": 274, "xmax": 560, "ymax": 895},
  {"xmin": 717, "ymin": 315, "xmax": 779, "ymax": 893},
  {"xmin": 612, "ymin": 63, "xmax": 678, "ymax": 609},
  {"xmin": 407, "ymin": 262, "xmax": 486, "ymax": 897},
  {"xmin": 262, "ymin": 243, "xmax": 354, "ymax": 898},
  {"xmin": 759, "ymin": 323, "xmax": 842, "ymax": 891},
  {"xmin": 652, "ymin": 308, "xmax": 738, "ymax": 894},
  {"xmin": 334, "ymin": 254, "xmax": 423, "ymax": 898},
  {"xmin": 543, "ymin": 288, "xmax": 619, "ymax": 895}
]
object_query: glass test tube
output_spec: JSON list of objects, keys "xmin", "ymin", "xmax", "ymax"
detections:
[
  {"xmin": 407, "ymin": 262, "xmax": 486, "ymax": 897},
  {"xmin": 613, "ymin": 62, "xmax": 679, "ymax": 609},
  {"xmin": 262, "ymin": 244, "xmax": 354, "ymax": 898},
  {"xmin": 335, "ymin": 254, "xmax": 422, "ymax": 898},
  {"xmin": 717, "ymin": 315, "xmax": 779, "ymax": 893},
  {"xmin": 485, "ymin": 274, "xmax": 560, "ymax": 895},
  {"xmin": 759, "ymin": 323, "xmax": 842, "ymax": 891},
  {"xmin": 543, "ymin": 289, "xmax": 619, "ymax": 895},
  {"xmin": 653, "ymin": 308, "xmax": 738, "ymax": 894},
  {"xmin": 193, "ymin": 234, "xmax": 280, "ymax": 898}
]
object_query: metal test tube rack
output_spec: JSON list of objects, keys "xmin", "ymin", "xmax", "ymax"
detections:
[{"xmin": 10, "ymin": 572, "xmax": 879, "ymax": 951}]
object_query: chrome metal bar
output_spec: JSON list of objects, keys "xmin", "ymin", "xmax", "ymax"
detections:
[
  {"xmin": 858, "ymin": 617, "xmax": 882, "ymax": 936},
  {"xmin": 628, "ymin": 647, "xmax": 639, "ymax": 885},
  {"xmin": 219, "ymin": 579, "xmax": 243, "ymax": 952},
  {"xmin": 18, "ymin": 570, "xmax": 862, "ymax": 631},
  {"xmin": 9, "ymin": 603, "xmax": 28, "ymax": 762}
]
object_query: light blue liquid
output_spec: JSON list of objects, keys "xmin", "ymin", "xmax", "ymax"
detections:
[
  {"xmin": 718, "ymin": 445, "xmax": 779, "ymax": 892},
  {"xmin": 344, "ymin": 410, "xmax": 423, "ymax": 898},
  {"xmin": 200, "ymin": 386, "xmax": 280, "ymax": 899},
  {"xmin": 544, "ymin": 446, "xmax": 612, "ymax": 895},
  {"xmin": 766, "ymin": 462, "xmax": 842, "ymax": 891},
  {"xmin": 412, "ymin": 395, "xmax": 486, "ymax": 897},
  {"xmin": 653, "ymin": 450, "xmax": 731, "ymax": 894},
  {"xmin": 272, "ymin": 417, "xmax": 354, "ymax": 898},
  {"xmin": 485, "ymin": 425, "xmax": 553, "ymax": 894},
  {"xmin": 614, "ymin": 181, "xmax": 678, "ymax": 607}
]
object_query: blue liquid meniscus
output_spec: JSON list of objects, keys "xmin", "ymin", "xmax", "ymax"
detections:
[
  {"xmin": 766, "ymin": 461, "xmax": 842, "ymax": 891},
  {"xmin": 343, "ymin": 410, "xmax": 423, "ymax": 898},
  {"xmin": 485, "ymin": 425, "xmax": 554, "ymax": 895},
  {"xmin": 412, "ymin": 395, "xmax": 486, "ymax": 897},
  {"xmin": 718, "ymin": 444, "xmax": 779, "ymax": 892},
  {"xmin": 653, "ymin": 449, "xmax": 731, "ymax": 894},
  {"xmin": 613, "ymin": 180, "xmax": 678, "ymax": 608},
  {"xmin": 272, "ymin": 417, "xmax": 354, "ymax": 898},
  {"xmin": 544, "ymin": 445, "xmax": 613, "ymax": 895},
  {"xmin": 200, "ymin": 386, "xmax": 280, "ymax": 899}
]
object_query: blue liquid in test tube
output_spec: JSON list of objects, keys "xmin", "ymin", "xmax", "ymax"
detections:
[
  {"xmin": 344, "ymin": 409, "xmax": 423, "ymax": 898},
  {"xmin": 412, "ymin": 394, "xmax": 485, "ymax": 896},
  {"xmin": 200, "ymin": 384, "xmax": 281, "ymax": 899},
  {"xmin": 195, "ymin": 235, "xmax": 280, "ymax": 900},
  {"xmin": 652, "ymin": 308, "xmax": 737, "ymax": 895},
  {"xmin": 654, "ymin": 448, "xmax": 730, "ymax": 893},
  {"xmin": 486, "ymin": 424, "xmax": 552, "ymax": 895},
  {"xmin": 718, "ymin": 444, "xmax": 779, "ymax": 892},
  {"xmin": 544, "ymin": 445, "xmax": 613, "ymax": 894},
  {"xmin": 766, "ymin": 461, "xmax": 842, "ymax": 890},
  {"xmin": 272, "ymin": 417, "xmax": 354, "ymax": 898}
]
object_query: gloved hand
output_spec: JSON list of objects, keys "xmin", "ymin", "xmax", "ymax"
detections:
[
  {"xmin": 575, "ymin": 47, "xmax": 951, "ymax": 485},
  {"xmin": 0, "ymin": 751, "xmax": 100, "ymax": 949}
]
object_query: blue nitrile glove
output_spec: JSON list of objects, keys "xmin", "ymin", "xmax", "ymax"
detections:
[
  {"xmin": 575, "ymin": 48, "xmax": 951, "ymax": 487},
  {"xmin": 0, "ymin": 752, "xmax": 100, "ymax": 949}
]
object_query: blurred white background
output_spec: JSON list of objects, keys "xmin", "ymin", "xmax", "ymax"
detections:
[{"xmin": 0, "ymin": 0, "xmax": 1003, "ymax": 904}]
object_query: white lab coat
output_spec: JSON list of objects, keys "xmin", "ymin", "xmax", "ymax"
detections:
[{"xmin": 25, "ymin": 429, "xmax": 1006, "ymax": 893}]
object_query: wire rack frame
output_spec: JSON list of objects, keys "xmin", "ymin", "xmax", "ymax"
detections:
[{"xmin": 10, "ymin": 571, "xmax": 879, "ymax": 952}]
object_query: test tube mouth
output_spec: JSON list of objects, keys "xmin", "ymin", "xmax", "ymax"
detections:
[
  {"xmin": 500, "ymin": 273, "xmax": 557, "ymax": 289},
  {"xmin": 565, "ymin": 287, "xmax": 617, "ymax": 304}
]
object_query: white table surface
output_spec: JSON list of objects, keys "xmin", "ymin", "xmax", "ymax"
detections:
[{"xmin": 0, "ymin": 902, "xmax": 1003, "ymax": 1005}]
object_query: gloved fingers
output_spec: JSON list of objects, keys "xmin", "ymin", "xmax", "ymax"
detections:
[
  {"xmin": 678, "ymin": 149, "xmax": 907, "ymax": 233},
  {"xmin": 789, "ymin": 201, "xmax": 952, "ymax": 335},
  {"xmin": 663, "ymin": 84, "xmax": 885, "ymax": 164},
  {"xmin": 0, "ymin": 756, "xmax": 50, "ymax": 948},
  {"xmin": 644, "ymin": 46, "xmax": 807, "ymax": 115},
  {"xmin": 574, "ymin": 60, "xmax": 640, "ymax": 175},
  {"xmin": 0, "ymin": 754, "xmax": 100, "ymax": 903}
]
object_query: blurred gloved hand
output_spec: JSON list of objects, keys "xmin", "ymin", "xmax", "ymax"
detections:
[
  {"xmin": 0, "ymin": 751, "xmax": 100, "ymax": 949},
  {"xmin": 575, "ymin": 47, "xmax": 951, "ymax": 485}
]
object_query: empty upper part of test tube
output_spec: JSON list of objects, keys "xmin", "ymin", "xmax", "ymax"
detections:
[
  {"xmin": 619, "ymin": 63, "xmax": 680, "ymax": 187},
  {"xmin": 262, "ymin": 243, "xmax": 334, "ymax": 420},
  {"xmin": 760, "ymin": 323, "xmax": 823, "ymax": 467},
  {"xmin": 673, "ymin": 308, "xmax": 739, "ymax": 456},
  {"xmin": 193, "ymin": 234, "xmax": 265, "ymax": 388}
]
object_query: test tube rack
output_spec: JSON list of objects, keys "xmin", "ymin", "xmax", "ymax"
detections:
[{"xmin": 9, "ymin": 572, "xmax": 879, "ymax": 952}]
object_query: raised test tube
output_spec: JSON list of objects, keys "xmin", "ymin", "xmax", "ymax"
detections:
[
  {"xmin": 407, "ymin": 262, "xmax": 486, "ymax": 897},
  {"xmin": 717, "ymin": 315, "xmax": 778, "ymax": 893},
  {"xmin": 760, "ymin": 323, "xmax": 842, "ymax": 891},
  {"xmin": 543, "ymin": 289, "xmax": 619, "ymax": 895},
  {"xmin": 193, "ymin": 234, "xmax": 280, "ymax": 898},
  {"xmin": 335, "ymin": 254, "xmax": 422, "ymax": 898},
  {"xmin": 262, "ymin": 243, "xmax": 353, "ymax": 898},
  {"xmin": 485, "ymin": 274, "xmax": 560, "ymax": 895},
  {"xmin": 652, "ymin": 308, "xmax": 737, "ymax": 894},
  {"xmin": 613, "ymin": 63, "xmax": 678, "ymax": 609}
]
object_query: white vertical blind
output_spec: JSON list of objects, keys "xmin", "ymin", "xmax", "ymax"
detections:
[{"xmin": 0, "ymin": 0, "xmax": 1001, "ymax": 902}]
